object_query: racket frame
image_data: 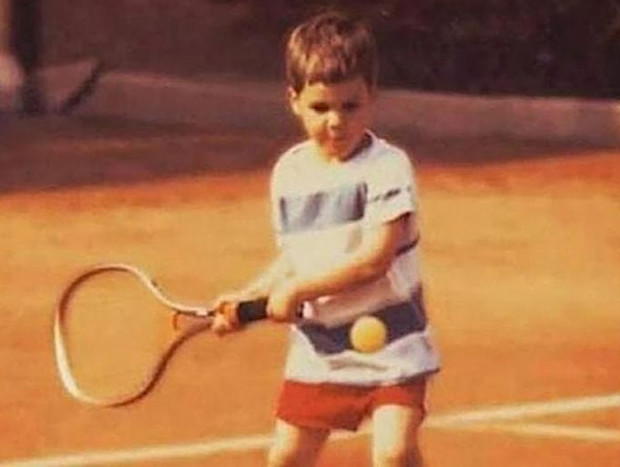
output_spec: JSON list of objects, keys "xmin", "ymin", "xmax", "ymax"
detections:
[{"xmin": 53, "ymin": 263, "xmax": 217, "ymax": 407}]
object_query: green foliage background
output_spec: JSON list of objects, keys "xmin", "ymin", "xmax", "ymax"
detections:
[{"xmin": 38, "ymin": 0, "xmax": 620, "ymax": 98}]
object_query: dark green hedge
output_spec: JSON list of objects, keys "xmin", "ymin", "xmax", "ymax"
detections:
[
  {"xmin": 33, "ymin": 0, "xmax": 620, "ymax": 98},
  {"xmin": 243, "ymin": 0, "xmax": 620, "ymax": 98}
]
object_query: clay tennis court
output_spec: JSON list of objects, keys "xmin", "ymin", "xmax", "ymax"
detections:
[{"xmin": 0, "ymin": 115, "xmax": 618, "ymax": 466}]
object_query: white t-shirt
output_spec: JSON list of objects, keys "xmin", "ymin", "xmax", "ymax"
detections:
[{"xmin": 271, "ymin": 132, "xmax": 440, "ymax": 386}]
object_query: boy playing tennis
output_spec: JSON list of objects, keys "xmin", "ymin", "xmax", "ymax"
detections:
[{"xmin": 214, "ymin": 11, "xmax": 440, "ymax": 467}]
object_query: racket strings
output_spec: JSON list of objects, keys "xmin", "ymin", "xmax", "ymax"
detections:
[{"xmin": 57, "ymin": 269, "xmax": 183, "ymax": 404}]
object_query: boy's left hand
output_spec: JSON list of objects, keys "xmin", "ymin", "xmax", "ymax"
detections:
[
  {"xmin": 210, "ymin": 296, "xmax": 242, "ymax": 336},
  {"xmin": 267, "ymin": 280, "xmax": 301, "ymax": 322}
]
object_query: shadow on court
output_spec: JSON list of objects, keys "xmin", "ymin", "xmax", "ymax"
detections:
[
  {"xmin": 0, "ymin": 115, "xmax": 614, "ymax": 195},
  {"xmin": 0, "ymin": 115, "xmax": 290, "ymax": 194}
]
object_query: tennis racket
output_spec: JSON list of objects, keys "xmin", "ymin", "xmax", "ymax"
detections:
[{"xmin": 53, "ymin": 263, "xmax": 267, "ymax": 407}]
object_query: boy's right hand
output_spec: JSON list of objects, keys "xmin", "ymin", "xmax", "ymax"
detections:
[{"xmin": 267, "ymin": 280, "xmax": 303, "ymax": 322}]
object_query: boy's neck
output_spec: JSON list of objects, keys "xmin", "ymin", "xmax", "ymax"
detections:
[{"xmin": 315, "ymin": 131, "xmax": 373, "ymax": 165}]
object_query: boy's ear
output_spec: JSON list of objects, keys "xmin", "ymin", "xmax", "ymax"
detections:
[{"xmin": 287, "ymin": 86, "xmax": 300, "ymax": 115}]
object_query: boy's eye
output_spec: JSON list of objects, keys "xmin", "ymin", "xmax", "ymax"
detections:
[
  {"xmin": 342, "ymin": 101, "xmax": 360, "ymax": 112},
  {"xmin": 311, "ymin": 103, "xmax": 330, "ymax": 114},
  {"xmin": 309, "ymin": 101, "xmax": 360, "ymax": 114}
]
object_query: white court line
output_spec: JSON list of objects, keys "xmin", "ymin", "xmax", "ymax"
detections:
[
  {"xmin": 0, "ymin": 435, "xmax": 273, "ymax": 467},
  {"xmin": 0, "ymin": 431, "xmax": 361, "ymax": 467},
  {"xmin": 2, "ymin": 392, "xmax": 619, "ymax": 466},
  {"xmin": 427, "ymin": 392, "xmax": 620, "ymax": 427},
  {"xmin": 456, "ymin": 422, "xmax": 620, "ymax": 442}
]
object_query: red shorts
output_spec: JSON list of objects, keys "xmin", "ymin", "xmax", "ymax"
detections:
[{"xmin": 275, "ymin": 378, "xmax": 428, "ymax": 432}]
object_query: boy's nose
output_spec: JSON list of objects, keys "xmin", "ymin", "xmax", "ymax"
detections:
[{"xmin": 327, "ymin": 111, "xmax": 345, "ymax": 128}]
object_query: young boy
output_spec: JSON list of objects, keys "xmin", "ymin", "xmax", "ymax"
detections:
[{"xmin": 213, "ymin": 11, "xmax": 440, "ymax": 467}]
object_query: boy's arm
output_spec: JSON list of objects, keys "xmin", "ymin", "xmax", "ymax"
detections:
[
  {"xmin": 268, "ymin": 213, "xmax": 415, "ymax": 321},
  {"xmin": 211, "ymin": 253, "xmax": 291, "ymax": 334}
]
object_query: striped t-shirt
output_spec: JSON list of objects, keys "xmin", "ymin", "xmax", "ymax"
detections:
[{"xmin": 271, "ymin": 132, "xmax": 440, "ymax": 386}]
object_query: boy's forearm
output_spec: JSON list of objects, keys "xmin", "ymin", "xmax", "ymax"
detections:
[
  {"xmin": 292, "ymin": 252, "xmax": 389, "ymax": 303},
  {"xmin": 291, "ymin": 216, "xmax": 409, "ymax": 303}
]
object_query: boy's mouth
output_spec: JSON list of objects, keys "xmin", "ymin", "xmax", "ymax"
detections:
[{"xmin": 328, "ymin": 134, "xmax": 349, "ymax": 145}]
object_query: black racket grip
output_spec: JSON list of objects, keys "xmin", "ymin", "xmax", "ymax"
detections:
[{"xmin": 237, "ymin": 298, "xmax": 268, "ymax": 324}]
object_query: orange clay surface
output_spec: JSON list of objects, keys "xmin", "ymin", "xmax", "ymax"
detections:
[{"xmin": 0, "ymin": 116, "xmax": 619, "ymax": 466}]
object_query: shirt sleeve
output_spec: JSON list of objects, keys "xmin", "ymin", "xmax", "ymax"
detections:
[
  {"xmin": 270, "ymin": 154, "xmax": 290, "ymax": 246},
  {"xmin": 364, "ymin": 149, "xmax": 418, "ymax": 226}
]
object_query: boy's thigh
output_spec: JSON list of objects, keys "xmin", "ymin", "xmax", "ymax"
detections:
[
  {"xmin": 371, "ymin": 404, "xmax": 425, "ymax": 446},
  {"xmin": 371, "ymin": 405, "xmax": 425, "ymax": 466},
  {"xmin": 370, "ymin": 379, "xmax": 427, "ymax": 452},
  {"xmin": 273, "ymin": 418, "xmax": 331, "ymax": 447},
  {"xmin": 269, "ymin": 418, "xmax": 330, "ymax": 466}
]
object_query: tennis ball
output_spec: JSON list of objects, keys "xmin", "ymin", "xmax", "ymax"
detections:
[{"xmin": 349, "ymin": 316, "xmax": 387, "ymax": 353}]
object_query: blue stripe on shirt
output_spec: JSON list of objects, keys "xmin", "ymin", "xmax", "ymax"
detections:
[
  {"xmin": 277, "ymin": 183, "xmax": 417, "ymax": 236},
  {"xmin": 298, "ymin": 289, "xmax": 428, "ymax": 355},
  {"xmin": 277, "ymin": 183, "xmax": 367, "ymax": 234}
]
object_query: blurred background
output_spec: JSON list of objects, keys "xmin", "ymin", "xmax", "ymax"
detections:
[{"xmin": 7, "ymin": 0, "xmax": 620, "ymax": 100}]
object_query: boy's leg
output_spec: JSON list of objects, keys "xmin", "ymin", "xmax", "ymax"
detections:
[
  {"xmin": 371, "ymin": 404, "xmax": 426, "ymax": 467},
  {"xmin": 369, "ymin": 377, "xmax": 428, "ymax": 467},
  {"xmin": 267, "ymin": 418, "xmax": 330, "ymax": 467}
]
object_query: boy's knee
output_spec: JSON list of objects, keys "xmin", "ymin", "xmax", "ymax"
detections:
[{"xmin": 371, "ymin": 404, "xmax": 425, "ymax": 466}]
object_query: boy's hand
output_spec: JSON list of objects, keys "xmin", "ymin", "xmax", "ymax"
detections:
[
  {"xmin": 267, "ymin": 280, "xmax": 301, "ymax": 322},
  {"xmin": 210, "ymin": 294, "xmax": 242, "ymax": 336}
]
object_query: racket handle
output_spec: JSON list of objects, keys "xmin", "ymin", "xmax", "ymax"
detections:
[{"xmin": 237, "ymin": 298, "xmax": 268, "ymax": 323}]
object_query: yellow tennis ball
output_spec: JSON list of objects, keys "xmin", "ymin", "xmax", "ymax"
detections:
[{"xmin": 349, "ymin": 316, "xmax": 387, "ymax": 353}]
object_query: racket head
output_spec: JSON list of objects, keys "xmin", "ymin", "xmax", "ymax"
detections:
[{"xmin": 53, "ymin": 263, "xmax": 211, "ymax": 407}]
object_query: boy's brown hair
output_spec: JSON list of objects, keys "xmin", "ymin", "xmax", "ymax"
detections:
[{"xmin": 285, "ymin": 11, "xmax": 378, "ymax": 94}]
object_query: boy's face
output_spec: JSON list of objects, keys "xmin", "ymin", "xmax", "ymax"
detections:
[{"xmin": 288, "ymin": 76, "xmax": 375, "ymax": 162}]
